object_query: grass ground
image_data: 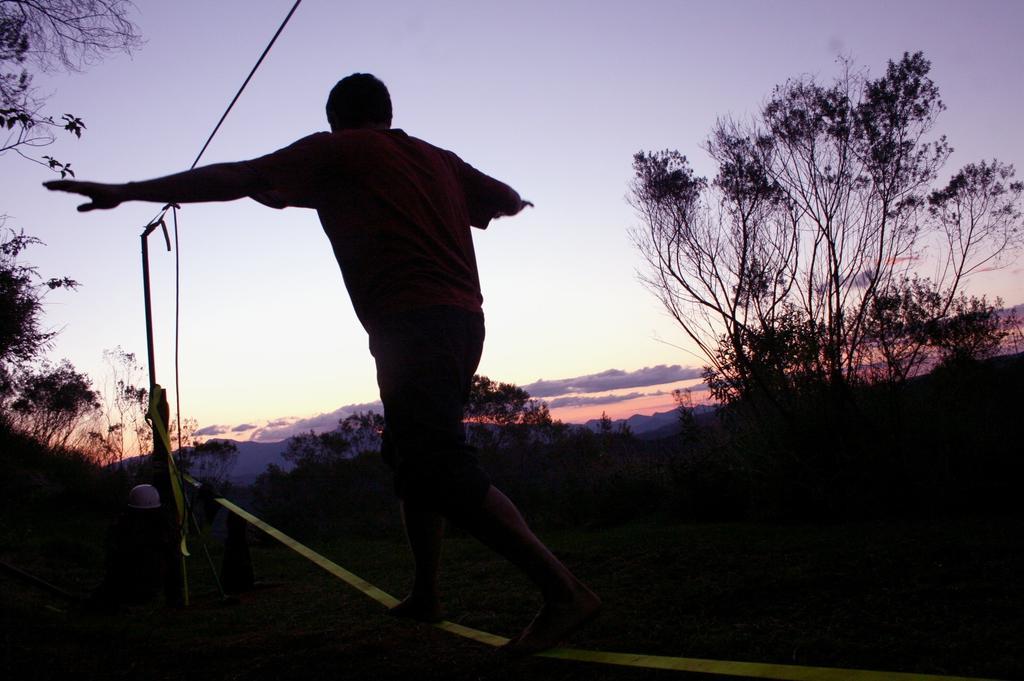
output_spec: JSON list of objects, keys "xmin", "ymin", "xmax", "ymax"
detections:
[{"xmin": 2, "ymin": 492, "xmax": 1021, "ymax": 681}]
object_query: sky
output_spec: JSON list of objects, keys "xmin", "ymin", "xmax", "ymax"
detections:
[{"xmin": 4, "ymin": 0, "xmax": 1022, "ymax": 442}]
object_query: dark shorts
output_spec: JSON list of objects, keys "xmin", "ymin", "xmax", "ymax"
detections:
[{"xmin": 367, "ymin": 305, "xmax": 490, "ymax": 518}]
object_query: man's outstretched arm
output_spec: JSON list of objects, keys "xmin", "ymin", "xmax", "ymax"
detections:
[{"xmin": 44, "ymin": 162, "xmax": 264, "ymax": 212}]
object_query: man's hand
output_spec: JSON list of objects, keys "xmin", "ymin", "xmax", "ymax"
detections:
[
  {"xmin": 496, "ymin": 189, "xmax": 534, "ymax": 218},
  {"xmin": 44, "ymin": 180, "xmax": 125, "ymax": 212},
  {"xmin": 45, "ymin": 163, "xmax": 258, "ymax": 210},
  {"xmin": 500, "ymin": 198, "xmax": 533, "ymax": 217}
]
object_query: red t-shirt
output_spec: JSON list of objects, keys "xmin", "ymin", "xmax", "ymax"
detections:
[{"xmin": 242, "ymin": 129, "xmax": 519, "ymax": 327}]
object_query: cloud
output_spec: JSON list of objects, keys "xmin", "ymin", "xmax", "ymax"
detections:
[
  {"xmin": 251, "ymin": 400, "xmax": 383, "ymax": 442},
  {"xmin": 523, "ymin": 365, "xmax": 702, "ymax": 397},
  {"xmin": 234, "ymin": 366, "xmax": 702, "ymax": 442},
  {"xmin": 195, "ymin": 424, "xmax": 230, "ymax": 437},
  {"xmin": 547, "ymin": 391, "xmax": 657, "ymax": 409}
]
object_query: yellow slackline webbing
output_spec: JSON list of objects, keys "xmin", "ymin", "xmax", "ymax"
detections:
[
  {"xmin": 198, "ymin": 490, "xmax": 1004, "ymax": 681},
  {"xmin": 147, "ymin": 385, "xmax": 189, "ymax": 558},
  {"xmin": 214, "ymin": 497, "xmax": 402, "ymax": 612}
]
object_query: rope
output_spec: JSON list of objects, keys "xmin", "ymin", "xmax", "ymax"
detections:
[
  {"xmin": 187, "ymin": 0, "xmax": 304, "ymax": 171},
  {"xmin": 139, "ymin": 0, "xmax": 304, "ymax": 465},
  {"xmin": 141, "ymin": 0, "xmax": 304, "ymax": 230},
  {"xmin": 173, "ymin": 205, "xmax": 182, "ymax": 455}
]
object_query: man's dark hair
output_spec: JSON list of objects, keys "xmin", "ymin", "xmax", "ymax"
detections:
[{"xmin": 326, "ymin": 73, "xmax": 393, "ymax": 129}]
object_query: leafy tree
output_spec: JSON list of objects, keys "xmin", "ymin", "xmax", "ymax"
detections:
[
  {"xmin": 7, "ymin": 358, "xmax": 98, "ymax": 448},
  {"xmin": 591, "ymin": 410, "xmax": 634, "ymax": 459},
  {"xmin": 179, "ymin": 439, "xmax": 238, "ymax": 491},
  {"xmin": 254, "ymin": 421, "xmax": 393, "ymax": 538},
  {"xmin": 465, "ymin": 374, "xmax": 555, "ymax": 449},
  {"xmin": 338, "ymin": 410, "xmax": 384, "ymax": 456},
  {"xmin": 467, "ymin": 375, "xmax": 532, "ymax": 426},
  {"xmin": 466, "ymin": 374, "xmax": 553, "ymax": 428},
  {"xmin": 631, "ymin": 52, "xmax": 1022, "ymax": 411},
  {"xmin": 702, "ymin": 304, "xmax": 826, "ymax": 407},
  {"xmin": 279, "ymin": 411, "xmax": 383, "ymax": 468},
  {"xmin": 927, "ymin": 292, "xmax": 1012, "ymax": 368},
  {"xmin": 282, "ymin": 429, "xmax": 351, "ymax": 466},
  {"xmin": 672, "ymin": 388, "xmax": 698, "ymax": 444},
  {"xmin": 1, "ymin": 0, "xmax": 140, "ymax": 171},
  {"xmin": 862, "ymin": 277, "xmax": 1015, "ymax": 384},
  {"xmin": 156, "ymin": 416, "xmax": 237, "ymax": 491},
  {"xmin": 0, "ymin": 227, "xmax": 77, "ymax": 405},
  {"xmin": 861, "ymin": 276, "xmax": 942, "ymax": 385}
]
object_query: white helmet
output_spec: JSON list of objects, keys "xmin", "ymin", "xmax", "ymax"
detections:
[{"xmin": 127, "ymin": 484, "xmax": 161, "ymax": 509}]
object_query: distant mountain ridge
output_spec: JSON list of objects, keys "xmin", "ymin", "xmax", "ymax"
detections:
[
  {"xmin": 217, "ymin": 439, "xmax": 294, "ymax": 485},
  {"xmin": 582, "ymin": 405, "xmax": 716, "ymax": 440},
  {"xmin": 117, "ymin": 439, "xmax": 295, "ymax": 487},
  {"xmin": 128, "ymin": 406, "xmax": 720, "ymax": 486}
]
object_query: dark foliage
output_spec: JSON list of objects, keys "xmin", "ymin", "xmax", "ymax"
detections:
[
  {"xmin": 8, "ymin": 358, "xmax": 98, "ymax": 448},
  {"xmin": 690, "ymin": 352, "xmax": 1024, "ymax": 521},
  {"xmin": 628, "ymin": 51, "xmax": 1022, "ymax": 523},
  {"xmin": 177, "ymin": 438, "xmax": 238, "ymax": 492},
  {"xmin": 251, "ymin": 416, "xmax": 393, "ymax": 539},
  {"xmin": 252, "ymin": 450, "xmax": 395, "ymax": 539},
  {"xmin": 0, "ymin": 419, "xmax": 126, "ymax": 516},
  {"xmin": 246, "ymin": 348, "xmax": 1023, "ymax": 536},
  {"xmin": 0, "ymin": 229, "xmax": 79, "ymax": 405}
]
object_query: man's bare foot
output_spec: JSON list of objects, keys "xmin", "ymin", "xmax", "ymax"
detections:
[
  {"xmin": 503, "ymin": 587, "xmax": 601, "ymax": 655},
  {"xmin": 388, "ymin": 593, "xmax": 443, "ymax": 623}
]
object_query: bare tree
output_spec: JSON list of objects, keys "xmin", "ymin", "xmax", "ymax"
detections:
[
  {"xmin": 1, "ymin": 0, "xmax": 140, "ymax": 169},
  {"xmin": 3, "ymin": 0, "xmax": 139, "ymax": 70},
  {"xmin": 80, "ymin": 345, "xmax": 148, "ymax": 465},
  {"xmin": 631, "ymin": 53, "xmax": 1023, "ymax": 407}
]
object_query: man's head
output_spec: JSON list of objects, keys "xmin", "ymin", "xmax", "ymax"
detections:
[{"xmin": 326, "ymin": 73, "xmax": 392, "ymax": 131}]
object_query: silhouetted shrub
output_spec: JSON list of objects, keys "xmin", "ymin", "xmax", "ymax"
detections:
[
  {"xmin": 251, "ymin": 451, "xmax": 396, "ymax": 539},
  {"xmin": 243, "ymin": 354, "xmax": 1021, "ymax": 537}
]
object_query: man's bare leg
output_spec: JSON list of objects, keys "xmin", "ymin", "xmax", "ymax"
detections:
[
  {"xmin": 390, "ymin": 501, "xmax": 445, "ymax": 622},
  {"xmin": 463, "ymin": 486, "xmax": 601, "ymax": 654},
  {"xmin": 393, "ymin": 486, "xmax": 600, "ymax": 651}
]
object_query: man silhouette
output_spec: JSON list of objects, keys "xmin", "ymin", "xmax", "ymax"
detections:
[{"xmin": 46, "ymin": 73, "xmax": 599, "ymax": 654}]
